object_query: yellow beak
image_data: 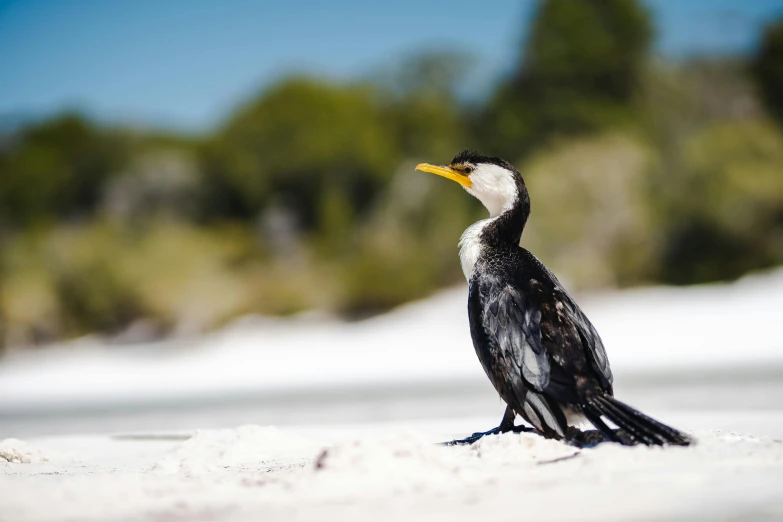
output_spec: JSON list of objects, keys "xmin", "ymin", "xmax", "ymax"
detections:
[{"xmin": 415, "ymin": 163, "xmax": 472, "ymax": 189}]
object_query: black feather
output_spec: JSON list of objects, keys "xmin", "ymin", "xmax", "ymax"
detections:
[
  {"xmin": 451, "ymin": 149, "xmax": 515, "ymax": 171},
  {"xmin": 592, "ymin": 394, "xmax": 692, "ymax": 446}
]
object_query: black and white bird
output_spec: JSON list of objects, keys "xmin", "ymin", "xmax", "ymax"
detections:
[{"xmin": 416, "ymin": 150, "xmax": 691, "ymax": 447}]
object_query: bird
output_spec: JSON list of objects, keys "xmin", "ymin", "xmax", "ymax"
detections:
[{"xmin": 416, "ymin": 150, "xmax": 692, "ymax": 447}]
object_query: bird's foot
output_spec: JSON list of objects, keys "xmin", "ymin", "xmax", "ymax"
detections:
[{"xmin": 441, "ymin": 424, "xmax": 534, "ymax": 446}]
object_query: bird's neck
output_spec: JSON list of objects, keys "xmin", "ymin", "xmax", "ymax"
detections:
[
  {"xmin": 458, "ymin": 191, "xmax": 530, "ymax": 281},
  {"xmin": 481, "ymin": 189, "xmax": 530, "ymax": 248}
]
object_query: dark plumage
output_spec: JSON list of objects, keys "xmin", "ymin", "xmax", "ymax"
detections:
[{"xmin": 418, "ymin": 150, "xmax": 692, "ymax": 447}]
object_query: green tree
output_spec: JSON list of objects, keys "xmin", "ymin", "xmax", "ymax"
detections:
[
  {"xmin": 753, "ymin": 17, "xmax": 783, "ymax": 126},
  {"xmin": 658, "ymin": 120, "xmax": 783, "ymax": 284},
  {"xmin": 378, "ymin": 51, "xmax": 473, "ymax": 161},
  {"xmin": 0, "ymin": 114, "xmax": 132, "ymax": 227},
  {"xmin": 201, "ymin": 78, "xmax": 397, "ymax": 229},
  {"xmin": 480, "ymin": 0, "xmax": 653, "ymax": 158}
]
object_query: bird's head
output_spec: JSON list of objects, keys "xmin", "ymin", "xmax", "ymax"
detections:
[{"xmin": 416, "ymin": 150, "xmax": 527, "ymax": 218}]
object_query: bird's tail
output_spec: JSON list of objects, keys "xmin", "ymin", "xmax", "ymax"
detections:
[{"xmin": 583, "ymin": 393, "xmax": 692, "ymax": 446}]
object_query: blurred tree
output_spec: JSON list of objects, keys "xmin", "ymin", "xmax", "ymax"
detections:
[
  {"xmin": 201, "ymin": 78, "xmax": 397, "ymax": 231},
  {"xmin": 753, "ymin": 17, "xmax": 783, "ymax": 126},
  {"xmin": 0, "ymin": 252, "xmax": 5, "ymax": 352},
  {"xmin": 379, "ymin": 50, "xmax": 474, "ymax": 98},
  {"xmin": 641, "ymin": 59, "xmax": 762, "ymax": 160},
  {"xmin": 0, "ymin": 114, "xmax": 134, "ymax": 227},
  {"xmin": 378, "ymin": 50, "xmax": 473, "ymax": 161},
  {"xmin": 101, "ymin": 149, "xmax": 201, "ymax": 221},
  {"xmin": 480, "ymin": 0, "xmax": 653, "ymax": 159},
  {"xmin": 658, "ymin": 120, "xmax": 783, "ymax": 284},
  {"xmin": 521, "ymin": 133, "xmax": 656, "ymax": 289},
  {"xmin": 640, "ymin": 59, "xmax": 777, "ymax": 285}
]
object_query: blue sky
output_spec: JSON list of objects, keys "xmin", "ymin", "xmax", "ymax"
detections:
[{"xmin": 1, "ymin": 0, "xmax": 782, "ymax": 132}]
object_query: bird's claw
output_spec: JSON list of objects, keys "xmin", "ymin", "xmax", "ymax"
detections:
[{"xmin": 441, "ymin": 424, "xmax": 534, "ymax": 446}]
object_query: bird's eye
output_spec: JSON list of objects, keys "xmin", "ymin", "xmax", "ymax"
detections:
[{"xmin": 464, "ymin": 166, "xmax": 474, "ymax": 174}]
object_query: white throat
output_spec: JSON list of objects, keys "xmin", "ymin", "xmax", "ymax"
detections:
[{"xmin": 459, "ymin": 219, "xmax": 491, "ymax": 281}]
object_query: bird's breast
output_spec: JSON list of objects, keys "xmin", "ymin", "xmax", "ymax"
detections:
[{"xmin": 459, "ymin": 219, "xmax": 493, "ymax": 281}]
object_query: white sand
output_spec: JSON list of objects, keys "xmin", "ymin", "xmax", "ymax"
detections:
[
  {"xmin": 1, "ymin": 425, "xmax": 782, "ymax": 522},
  {"xmin": 2, "ymin": 269, "xmax": 783, "ymax": 520},
  {"xmin": 0, "ymin": 438, "xmax": 50, "ymax": 464}
]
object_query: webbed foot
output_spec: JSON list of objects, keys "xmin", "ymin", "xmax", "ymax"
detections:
[{"xmin": 441, "ymin": 423, "xmax": 535, "ymax": 446}]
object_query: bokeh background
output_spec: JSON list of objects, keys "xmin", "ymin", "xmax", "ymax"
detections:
[
  {"xmin": 1, "ymin": 0, "xmax": 783, "ymax": 350},
  {"xmin": 4, "ymin": 6, "xmax": 783, "ymax": 521},
  {"xmin": 2, "ymin": 1, "xmax": 783, "ymax": 444}
]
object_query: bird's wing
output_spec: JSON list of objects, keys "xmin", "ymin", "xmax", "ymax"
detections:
[
  {"xmin": 469, "ymin": 274, "xmax": 550, "ymax": 393},
  {"xmin": 470, "ymin": 270, "xmax": 613, "ymax": 402},
  {"xmin": 558, "ymin": 291, "xmax": 614, "ymax": 390},
  {"xmin": 526, "ymin": 256, "xmax": 614, "ymax": 392},
  {"xmin": 469, "ymin": 274, "xmax": 571, "ymax": 438}
]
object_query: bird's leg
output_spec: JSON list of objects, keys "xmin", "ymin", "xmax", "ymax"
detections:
[{"xmin": 441, "ymin": 405, "xmax": 535, "ymax": 446}]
